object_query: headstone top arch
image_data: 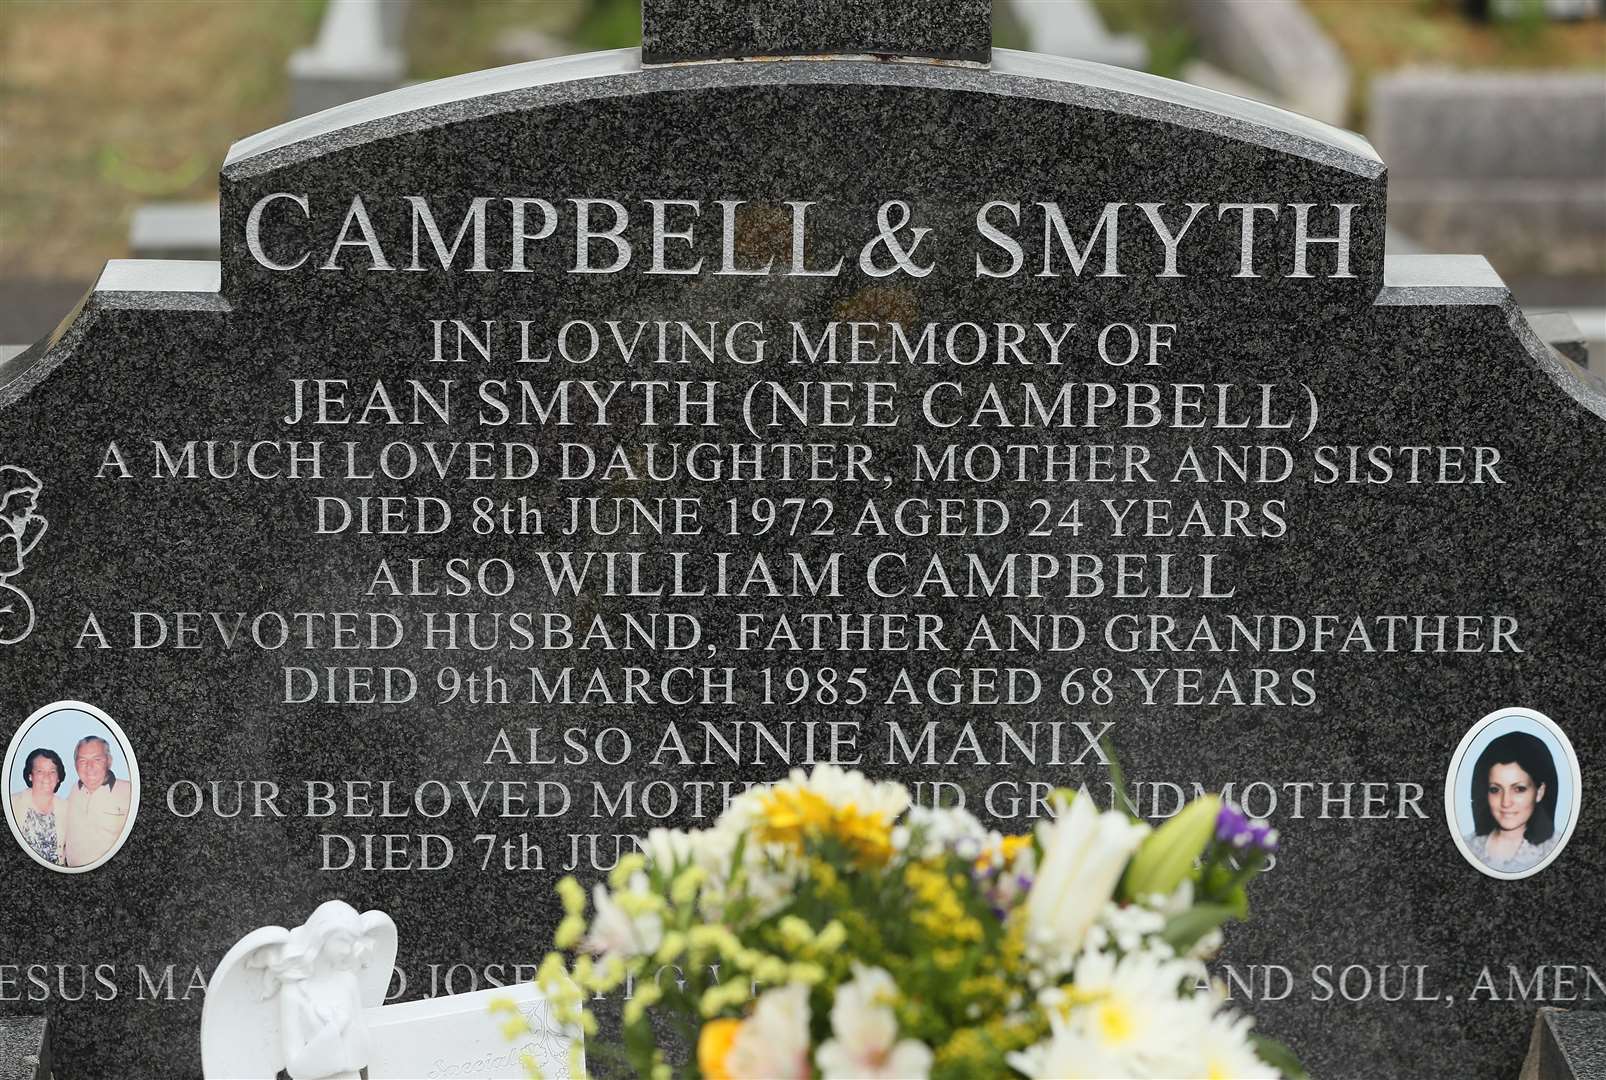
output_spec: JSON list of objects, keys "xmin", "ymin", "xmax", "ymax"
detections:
[{"xmin": 213, "ymin": 45, "xmax": 1387, "ymax": 310}]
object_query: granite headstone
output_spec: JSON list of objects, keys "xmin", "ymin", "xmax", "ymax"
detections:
[
  {"xmin": 1521, "ymin": 1008, "xmax": 1606, "ymax": 1080},
  {"xmin": 0, "ymin": 1016, "xmax": 50, "ymax": 1080},
  {"xmin": 0, "ymin": 3, "xmax": 1601, "ymax": 1078}
]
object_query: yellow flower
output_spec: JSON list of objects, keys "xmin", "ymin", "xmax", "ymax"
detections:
[
  {"xmin": 556, "ymin": 875, "xmax": 586, "ymax": 916},
  {"xmin": 978, "ymin": 833, "xmax": 1033, "ymax": 871},
  {"xmin": 816, "ymin": 920, "xmax": 847, "ymax": 952},
  {"xmin": 553, "ymin": 914, "xmax": 586, "ymax": 951},
  {"xmin": 699, "ymin": 1018, "xmax": 743, "ymax": 1080},
  {"xmin": 759, "ymin": 785, "xmax": 833, "ymax": 840},
  {"xmin": 905, "ymin": 861, "xmax": 983, "ymax": 944},
  {"xmin": 757, "ymin": 787, "xmax": 895, "ymax": 864},
  {"xmin": 788, "ymin": 961, "xmax": 827, "ymax": 985},
  {"xmin": 734, "ymin": 765, "xmax": 908, "ymax": 866}
]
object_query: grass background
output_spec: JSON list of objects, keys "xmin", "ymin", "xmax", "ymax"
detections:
[
  {"xmin": 0, "ymin": 0, "xmax": 325, "ymax": 279},
  {"xmin": 0, "ymin": 0, "xmax": 1600, "ymax": 281}
]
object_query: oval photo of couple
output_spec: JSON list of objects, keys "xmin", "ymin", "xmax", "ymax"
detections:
[
  {"xmin": 3, "ymin": 700, "xmax": 140, "ymax": 873},
  {"xmin": 1447, "ymin": 707, "xmax": 1581, "ymax": 881}
]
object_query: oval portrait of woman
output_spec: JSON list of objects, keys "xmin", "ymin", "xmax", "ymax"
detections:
[
  {"xmin": 1446, "ymin": 707, "xmax": 1581, "ymax": 880},
  {"xmin": 2, "ymin": 700, "xmax": 140, "ymax": 873}
]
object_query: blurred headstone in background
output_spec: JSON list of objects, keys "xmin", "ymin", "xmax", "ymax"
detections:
[
  {"xmin": 1177, "ymin": 58, "xmax": 1283, "ymax": 108},
  {"xmin": 493, "ymin": 28, "xmax": 576, "ymax": 64},
  {"xmin": 289, "ymin": 0, "xmax": 411, "ymax": 119},
  {"xmin": 1371, "ymin": 69, "xmax": 1606, "ymax": 280},
  {"xmin": 1371, "ymin": 67, "xmax": 1606, "ymax": 359},
  {"xmin": 128, "ymin": 203, "xmax": 221, "ymax": 262},
  {"xmin": 1010, "ymin": 1, "xmax": 1146, "ymax": 69},
  {"xmin": 1476, "ymin": 0, "xmax": 1604, "ymax": 21},
  {"xmin": 1527, "ymin": 311, "xmax": 1593, "ymax": 368},
  {"xmin": 1179, "ymin": 0, "xmax": 1349, "ymax": 125}
]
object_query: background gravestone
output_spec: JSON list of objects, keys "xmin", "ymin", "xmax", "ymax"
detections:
[
  {"xmin": 0, "ymin": 1016, "xmax": 50, "ymax": 1080},
  {"xmin": 1, "ymin": 3, "xmax": 1602, "ymax": 1078},
  {"xmin": 1522, "ymin": 1009, "xmax": 1606, "ymax": 1080}
]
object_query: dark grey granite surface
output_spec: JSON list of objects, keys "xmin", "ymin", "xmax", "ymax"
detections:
[
  {"xmin": 641, "ymin": 0, "xmax": 992, "ymax": 65},
  {"xmin": 0, "ymin": 1017, "xmax": 49, "ymax": 1080},
  {"xmin": 1523, "ymin": 1009, "xmax": 1606, "ymax": 1080},
  {"xmin": 0, "ymin": 28, "xmax": 1602, "ymax": 1080},
  {"xmin": 1547, "ymin": 1010, "xmax": 1606, "ymax": 1079}
]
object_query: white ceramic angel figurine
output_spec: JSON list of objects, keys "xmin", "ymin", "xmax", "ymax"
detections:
[
  {"xmin": 202, "ymin": 900, "xmax": 396, "ymax": 1080},
  {"xmin": 258, "ymin": 901, "xmax": 374, "ymax": 1080}
]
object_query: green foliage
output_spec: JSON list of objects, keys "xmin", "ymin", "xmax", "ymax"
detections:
[
  {"xmin": 1088, "ymin": 0, "xmax": 1197, "ymax": 78},
  {"xmin": 1159, "ymin": 903, "xmax": 1238, "ymax": 953},
  {"xmin": 1253, "ymin": 1034, "xmax": 1311, "ymax": 1080},
  {"xmin": 98, "ymin": 147, "xmax": 210, "ymax": 198},
  {"xmin": 575, "ymin": 0, "xmax": 642, "ymax": 50},
  {"xmin": 1144, "ymin": 27, "xmax": 1197, "ymax": 80},
  {"xmin": 1122, "ymin": 795, "xmax": 1220, "ymax": 901},
  {"xmin": 1497, "ymin": 0, "xmax": 1550, "ymax": 48},
  {"xmin": 990, "ymin": 0, "xmax": 1031, "ymax": 51},
  {"xmin": 1101, "ymin": 734, "xmax": 1141, "ymax": 823}
]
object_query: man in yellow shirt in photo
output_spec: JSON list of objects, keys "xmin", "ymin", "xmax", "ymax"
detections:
[{"xmin": 63, "ymin": 735, "xmax": 131, "ymax": 867}]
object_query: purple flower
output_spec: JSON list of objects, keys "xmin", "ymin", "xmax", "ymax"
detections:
[
  {"xmin": 1216, "ymin": 802, "xmax": 1277, "ymax": 853},
  {"xmin": 1215, "ymin": 803, "xmax": 1249, "ymax": 844},
  {"xmin": 1247, "ymin": 820, "xmax": 1279, "ymax": 852}
]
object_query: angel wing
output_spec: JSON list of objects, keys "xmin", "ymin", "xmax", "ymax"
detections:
[
  {"xmin": 201, "ymin": 923, "xmax": 291, "ymax": 1080},
  {"xmin": 201, "ymin": 903, "xmax": 400, "ymax": 1079},
  {"xmin": 354, "ymin": 907, "xmax": 399, "ymax": 1006}
]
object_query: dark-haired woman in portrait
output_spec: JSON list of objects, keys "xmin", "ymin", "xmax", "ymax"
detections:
[
  {"xmin": 9, "ymin": 747, "xmax": 69, "ymax": 866},
  {"xmin": 1465, "ymin": 731, "xmax": 1560, "ymax": 873}
]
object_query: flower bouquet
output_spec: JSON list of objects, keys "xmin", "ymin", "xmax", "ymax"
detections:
[{"xmin": 512, "ymin": 764, "xmax": 1299, "ymax": 1079}]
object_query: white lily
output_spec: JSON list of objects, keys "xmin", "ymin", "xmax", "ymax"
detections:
[
  {"xmin": 817, "ymin": 965, "xmax": 932, "ymax": 1080},
  {"xmin": 725, "ymin": 984, "xmax": 812, "ymax": 1079},
  {"xmin": 640, "ymin": 826, "xmax": 698, "ymax": 873},
  {"xmin": 1024, "ymin": 795, "xmax": 1149, "ymax": 970},
  {"xmin": 580, "ymin": 871, "xmax": 662, "ymax": 959}
]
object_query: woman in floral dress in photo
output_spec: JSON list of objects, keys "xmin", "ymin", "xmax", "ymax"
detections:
[{"xmin": 9, "ymin": 747, "xmax": 68, "ymax": 865}]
